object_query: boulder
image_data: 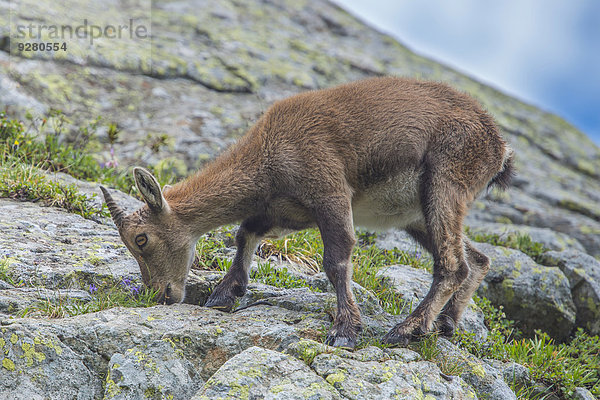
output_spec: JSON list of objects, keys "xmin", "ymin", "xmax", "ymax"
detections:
[
  {"xmin": 0, "ymin": 304, "xmax": 328, "ymax": 397},
  {"xmin": 0, "ymin": 324, "xmax": 101, "ymax": 399},
  {"xmin": 539, "ymin": 250, "xmax": 600, "ymax": 335},
  {"xmin": 298, "ymin": 339, "xmax": 477, "ymax": 399},
  {"xmin": 475, "ymin": 243, "xmax": 576, "ymax": 341},
  {"xmin": 193, "ymin": 346, "xmax": 341, "ymax": 400},
  {"xmin": 436, "ymin": 338, "xmax": 516, "ymax": 400},
  {"xmin": 573, "ymin": 387, "xmax": 597, "ymax": 400},
  {"xmin": 0, "ymin": 199, "xmax": 140, "ymax": 290},
  {"xmin": 105, "ymin": 340, "xmax": 202, "ymax": 399}
]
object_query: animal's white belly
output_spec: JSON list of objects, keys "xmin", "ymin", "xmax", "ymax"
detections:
[{"xmin": 351, "ymin": 169, "xmax": 423, "ymax": 231}]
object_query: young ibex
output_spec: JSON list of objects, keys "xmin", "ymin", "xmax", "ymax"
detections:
[{"xmin": 101, "ymin": 77, "xmax": 513, "ymax": 349}]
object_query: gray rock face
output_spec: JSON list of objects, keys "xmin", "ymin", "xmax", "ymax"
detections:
[
  {"xmin": 0, "ymin": 199, "xmax": 140, "ymax": 291},
  {"xmin": 475, "ymin": 243, "xmax": 576, "ymax": 341},
  {"xmin": 310, "ymin": 348, "xmax": 476, "ymax": 400},
  {"xmin": 540, "ymin": 250, "xmax": 600, "ymax": 335},
  {"xmin": 105, "ymin": 340, "xmax": 202, "ymax": 399},
  {"xmin": 436, "ymin": 338, "xmax": 516, "ymax": 400},
  {"xmin": 465, "ymin": 222, "xmax": 586, "ymax": 253},
  {"xmin": 193, "ymin": 346, "xmax": 341, "ymax": 400},
  {"xmin": 573, "ymin": 387, "xmax": 597, "ymax": 400},
  {"xmin": 0, "ymin": 324, "xmax": 100, "ymax": 399},
  {"xmin": 0, "ymin": 303, "xmax": 325, "ymax": 398},
  {"xmin": 2, "ymin": 0, "xmax": 600, "ymax": 259},
  {"xmin": 285, "ymin": 339, "xmax": 477, "ymax": 400}
]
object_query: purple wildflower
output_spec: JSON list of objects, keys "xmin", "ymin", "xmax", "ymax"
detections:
[
  {"xmin": 120, "ymin": 278, "xmax": 141, "ymax": 296},
  {"xmin": 89, "ymin": 284, "xmax": 97, "ymax": 294}
]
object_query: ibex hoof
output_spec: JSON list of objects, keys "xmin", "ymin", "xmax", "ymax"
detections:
[
  {"xmin": 434, "ymin": 315, "xmax": 456, "ymax": 337},
  {"xmin": 325, "ymin": 335, "xmax": 356, "ymax": 350},
  {"xmin": 382, "ymin": 322, "xmax": 426, "ymax": 347},
  {"xmin": 204, "ymin": 293, "xmax": 235, "ymax": 312}
]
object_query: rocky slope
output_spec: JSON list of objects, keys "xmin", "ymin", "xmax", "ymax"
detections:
[
  {"xmin": 1, "ymin": 0, "xmax": 599, "ymax": 399},
  {"xmin": 0, "ymin": 192, "xmax": 523, "ymax": 399}
]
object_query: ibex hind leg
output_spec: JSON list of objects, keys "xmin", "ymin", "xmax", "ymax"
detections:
[
  {"xmin": 383, "ymin": 177, "xmax": 469, "ymax": 346},
  {"xmin": 205, "ymin": 217, "xmax": 269, "ymax": 311},
  {"xmin": 435, "ymin": 239, "xmax": 490, "ymax": 336}
]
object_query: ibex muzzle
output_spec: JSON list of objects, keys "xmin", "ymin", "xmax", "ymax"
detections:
[{"xmin": 101, "ymin": 77, "xmax": 514, "ymax": 349}]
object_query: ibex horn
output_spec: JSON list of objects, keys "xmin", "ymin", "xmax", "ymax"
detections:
[{"xmin": 100, "ymin": 186, "xmax": 125, "ymax": 229}]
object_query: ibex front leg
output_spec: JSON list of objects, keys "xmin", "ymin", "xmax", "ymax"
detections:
[
  {"xmin": 205, "ymin": 217, "xmax": 268, "ymax": 311},
  {"xmin": 316, "ymin": 200, "xmax": 362, "ymax": 350}
]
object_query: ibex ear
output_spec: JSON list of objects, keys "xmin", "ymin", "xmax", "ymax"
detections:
[
  {"xmin": 163, "ymin": 184, "xmax": 173, "ymax": 193},
  {"xmin": 133, "ymin": 167, "xmax": 170, "ymax": 213}
]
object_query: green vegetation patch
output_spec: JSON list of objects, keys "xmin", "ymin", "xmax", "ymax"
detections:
[
  {"xmin": 0, "ymin": 111, "xmax": 135, "ymax": 191},
  {"xmin": 255, "ymin": 229, "xmax": 426, "ymax": 315},
  {"xmin": 453, "ymin": 296, "xmax": 600, "ymax": 398},
  {"xmin": 0, "ymin": 112, "xmax": 182, "ymax": 212},
  {"xmin": 0, "ymin": 158, "xmax": 106, "ymax": 219},
  {"xmin": 251, "ymin": 261, "xmax": 319, "ymax": 291},
  {"xmin": 194, "ymin": 229, "xmax": 236, "ymax": 270},
  {"xmin": 19, "ymin": 277, "xmax": 158, "ymax": 319}
]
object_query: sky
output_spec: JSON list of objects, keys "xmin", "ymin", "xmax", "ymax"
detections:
[{"xmin": 334, "ymin": 0, "xmax": 600, "ymax": 145}]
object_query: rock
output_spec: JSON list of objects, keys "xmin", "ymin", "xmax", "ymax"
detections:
[
  {"xmin": 0, "ymin": 304, "xmax": 329, "ymax": 397},
  {"xmin": 0, "ymin": 199, "xmax": 140, "ymax": 291},
  {"xmin": 2, "ymin": 0, "xmax": 600, "ymax": 398},
  {"xmin": 375, "ymin": 230, "xmax": 422, "ymax": 254},
  {"xmin": 0, "ymin": 69, "xmax": 49, "ymax": 115},
  {"xmin": 500, "ymin": 362, "xmax": 532, "ymax": 390},
  {"xmin": 475, "ymin": 242, "xmax": 576, "ymax": 341},
  {"xmin": 376, "ymin": 265, "xmax": 432, "ymax": 309},
  {"xmin": 309, "ymin": 342, "xmax": 477, "ymax": 399},
  {"xmin": 43, "ymin": 171, "xmax": 144, "ymax": 216},
  {"xmin": 0, "ymin": 288, "xmax": 91, "ymax": 317},
  {"xmin": 239, "ymin": 271, "xmax": 402, "ymax": 346},
  {"xmin": 105, "ymin": 340, "xmax": 201, "ymax": 399},
  {"xmin": 539, "ymin": 250, "xmax": 600, "ymax": 335},
  {"xmin": 3, "ymin": 0, "xmax": 600, "ymax": 260},
  {"xmin": 286, "ymin": 339, "xmax": 478, "ymax": 399},
  {"xmin": 193, "ymin": 346, "xmax": 341, "ymax": 400},
  {"xmin": 573, "ymin": 387, "xmax": 596, "ymax": 400},
  {"xmin": 0, "ymin": 324, "xmax": 101, "ymax": 399},
  {"xmin": 436, "ymin": 338, "xmax": 516, "ymax": 400}
]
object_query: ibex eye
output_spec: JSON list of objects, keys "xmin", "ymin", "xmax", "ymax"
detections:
[{"xmin": 135, "ymin": 234, "xmax": 148, "ymax": 248}]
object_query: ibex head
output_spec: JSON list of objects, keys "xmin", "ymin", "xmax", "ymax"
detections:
[{"xmin": 100, "ymin": 167, "xmax": 196, "ymax": 304}]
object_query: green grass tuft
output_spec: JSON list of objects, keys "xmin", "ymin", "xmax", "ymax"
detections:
[{"xmin": 0, "ymin": 257, "xmax": 23, "ymax": 287}]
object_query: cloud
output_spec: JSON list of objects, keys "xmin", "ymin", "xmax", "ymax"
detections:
[{"xmin": 334, "ymin": 0, "xmax": 600, "ymax": 141}]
